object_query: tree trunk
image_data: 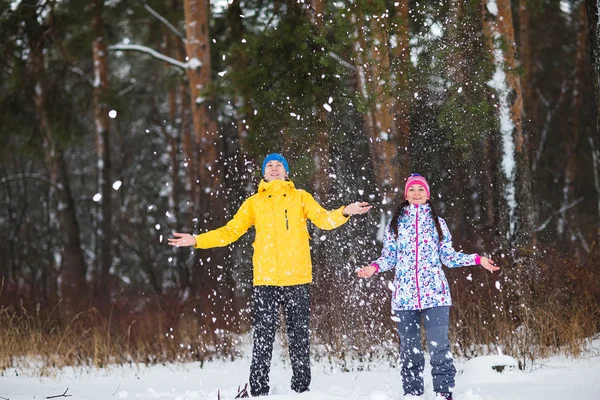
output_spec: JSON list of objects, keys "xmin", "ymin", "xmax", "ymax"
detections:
[
  {"xmin": 91, "ymin": 0, "xmax": 113, "ymax": 298},
  {"xmin": 354, "ymin": 20, "xmax": 379, "ymax": 192},
  {"xmin": 482, "ymin": 0, "xmax": 535, "ymax": 251},
  {"xmin": 371, "ymin": 21, "xmax": 400, "ymax": 205},
  {"xmin": 483, "ymin": 132, "xmax": 497, "ymax": 229},
  {"xmin": 312, "ymin": 111, "xmax": 331, "ymax": 201},
  {"xmin": 28, "ymin": 23, "xmax": 87, "ymax": 316},
  {"xmin": 183, "ymin": 0, "xmax": 236, "ymax": 331},
  {"xmin": 586, "ymin": 0, "xmax": 600, "ymax": 138},
  {"xmin": 311, "ymin": 0, "xmax": 325, "ymax": 27},
  {"xmin": 355, "ymin": 10, "xmax": 402, "ymax": 210},
  {"xmin": 585, "ymin": 0, "xmax": 600, "ymax": 240},
  {"xmin": 162, "ymin": 18, "xmax": 182, "ymax": 290},
  {"xmin": 392, "ymin": 0, "xmax": 411, "ymax": 183},
  {"xmin": 183, "ymin": 0, "xmax": 222, "ymax": 222},
  {"xmin": 558, "ymin": 2, "xmax": 587, "ymax": 237},
  {"xmin": 163, "ymin": 22, "xmax": 181, "ymax": 231},
  {"xmin": 309, "ymin": 0, "xmax": 330, "ymax": 200},
  {"xmin": 175, "ymin": 39, "xmax": 195, "ymax": 206},
  {"xmin": 227, "ymin": 0, "xmax": 250, "ymax": 153},
  {"xmin": 518, "ymin": 0, "xmax": 534, "ymax": 121}
]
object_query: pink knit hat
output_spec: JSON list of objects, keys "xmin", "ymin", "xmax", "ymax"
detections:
[{"xmin": 404, "ymin": 173, "xmax": 430, "ymax": 199}]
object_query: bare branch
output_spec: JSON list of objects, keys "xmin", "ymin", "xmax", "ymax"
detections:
[
  {"xmin": 112, "ymin": 384, "xmax": 121, "ymax": 397},
  {"xmin": 532, "ymin": 80, "xmax": 569, "ymax": 173},
  {"xmin": 108, "ymin": 44, "xmax": 198, "ymax": 70},
  {"xmin": 46, "ymin": 388, "xmax": 72, "ymax": 399},
  {"xmin": 117, "ymin": 83, "xmax": 139, "ymax": 97},
  {"xmin": 69, "ymin": 66, "xmax": 94, "ymax": 87},
  {"xmin": 536, "ymin": 196, "xmax": 585, "ymax": 232},
  {"xmin": 328, "ymin": 51, "xmax": 357, "ymax": 72},
  {"xmin": 144, "ymin": 3, "xmax": 186, "ymax": 44},
  {"xmin": 0, "ymin": 173, "xmax": 61, "ymax": 190}
]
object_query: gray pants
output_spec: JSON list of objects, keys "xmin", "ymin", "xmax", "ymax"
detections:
[{"xmin": 395, "ymin": 306, "xmax": 455, "ymax": 395}]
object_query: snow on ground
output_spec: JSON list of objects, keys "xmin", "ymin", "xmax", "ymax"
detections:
[{"xmin": 2, "ymin": 337, "xmax": 599, "ymax": 400}]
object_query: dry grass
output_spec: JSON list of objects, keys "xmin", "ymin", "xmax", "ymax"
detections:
[
  {"xmin": 310, "ymin": 247, "xmax": 600, "ymax": 369},
  {"xmin": 1, "ymin": 249, "xmax": 599, "ymax": 375},
  {"xmin": 0, "ymin": 297, "xmax": 242, "ymax": 376},
  {"xmin": 450, "ymin": 248, "xmax": 600, "ymax": 368}
]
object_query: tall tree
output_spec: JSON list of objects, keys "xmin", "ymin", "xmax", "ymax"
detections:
[
  {"xmin": 91, "ymin": 0, "xmax": 113, "ymax": 297},
  {"xmin": 558, "ymin": 2, "xmax": 587, "ymax": 237},
  {"xmin": 184, "ymin": 0, "xmax": 236, "ymax": 331},
  {"xmin": 392, "ymin": 0, "xmax": 411, "ymax": 183},
  {"xmin": 309, "ymin": 0, "xmax": 331, "ymax": 201},
  {"xmin": 586, "ymin": 0, "xmax": 600, "ymax": 138},
  {"xmin": 518, "ymin": 0, "xmax": 534, "ymax": 121},
  {"xmin": 183, "ymin": 0, "xmax": 223, "ymax": 220},
  {"xmin": 354, "ymin": 5, "xmax": 403, "ymax": 212},
  {"xmin": 226, "ymin": 0, "xmax": 250, "ymax": 153},
  {"xmin": 482, "ymin": 0, "xmax": 535, "ymax": 252},
  {"xmin": 24, "ymin": 0, "xmax": 88, "ymax": 315},
  {"xmin": 586, "ymin": 0, "xmax": 600, "ymax": 241}
]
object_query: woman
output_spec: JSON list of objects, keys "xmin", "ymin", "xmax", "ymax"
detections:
[{"xmin": 356, "ymin": 173, "xmax": 499, "ymax": 400}]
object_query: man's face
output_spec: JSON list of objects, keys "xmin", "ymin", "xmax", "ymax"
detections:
[
  {"xmin": 264, "ymin": 161, "xmax": 287, "ymax": 182},
  {"xmin": 406, "ymin": 184, "xmax": 428, "ymax": 205}
]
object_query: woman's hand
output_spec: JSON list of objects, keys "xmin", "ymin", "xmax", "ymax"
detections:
[
  {"xmin": 480, "ymin": 257, "xmax": 500, "ymax": 272},
  {"xmin": 343, "ymin": 202, "xmax": 372, "ymax": 216},
  {"xmin": 356, "ymin": 265, "xmax": 377, "ymax": 278},
  {"xmin": 168, "ymin": 232, "xmax": 196, "ymax": 247}
]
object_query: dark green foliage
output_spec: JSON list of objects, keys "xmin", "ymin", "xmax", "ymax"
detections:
[{"xmin": 226, "ymin": 13, "xmax": 344, "ymax": 159}]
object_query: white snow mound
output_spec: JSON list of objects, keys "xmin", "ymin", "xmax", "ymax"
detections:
[{"xmin": 459, "ymin": 354, "xmax": 521, "ymax": 383}]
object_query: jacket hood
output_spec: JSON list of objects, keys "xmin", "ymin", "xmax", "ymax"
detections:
[{"xmin": 258, "ymin": 179, "xmax": 296, "ymax": 193}]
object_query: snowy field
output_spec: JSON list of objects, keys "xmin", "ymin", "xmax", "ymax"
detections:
[{"xmin": 2, "ymin": 336, "xmax": 599, "ymax": 400}]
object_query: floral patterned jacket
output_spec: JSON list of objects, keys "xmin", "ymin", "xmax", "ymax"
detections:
[{"xmin": 371, "ymin": 203, "xmax": 479, "ymax": 311}]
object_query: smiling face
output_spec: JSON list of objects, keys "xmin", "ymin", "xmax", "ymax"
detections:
[
  {"xmin": 264, "ymin": 160, "xmax": 287, "ymax": 182},
  {"xmin": 406, "ymin": 184, "xmax": 428, "ymax": 205}
]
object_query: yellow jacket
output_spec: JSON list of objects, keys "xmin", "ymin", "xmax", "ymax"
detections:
[{"xmin": 194, "ymin": 179, "xmax": 349, "ymax": 286}]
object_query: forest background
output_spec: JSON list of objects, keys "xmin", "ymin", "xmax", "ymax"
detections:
[{"xmin": 1, "ymin": 0, "xmax": 600, "ymax": 372}]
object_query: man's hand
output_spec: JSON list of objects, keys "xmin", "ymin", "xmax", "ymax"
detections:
[
  {"xmin": 168, "ymin": 232, "xmax": 196, "ymax": 247},
  {"xmin": 343, "ymin": 202, "xmax": 372, "ymax": 216}
]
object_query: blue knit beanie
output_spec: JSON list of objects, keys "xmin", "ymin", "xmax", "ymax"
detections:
[{"xmin": 262, "ymin": 153, "xmax": 289, "ymax": 175}]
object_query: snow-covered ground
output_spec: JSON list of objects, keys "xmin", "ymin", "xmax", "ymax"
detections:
[{"xmin": 2, "ymin": 336, "xmax": 599, "ymax": 400}]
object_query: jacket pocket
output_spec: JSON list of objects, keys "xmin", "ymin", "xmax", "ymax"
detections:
[{"xmin": 436, "ymin": 270, "xmax": 447, "ymax": 294}]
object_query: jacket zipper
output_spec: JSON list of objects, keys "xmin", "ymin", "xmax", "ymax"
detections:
[
  {"xmin": 415, "ymin": 205, "xmax": 422, "ymax": 309},
  {"xmin": 285, "ymin": 209, "xmax": 289, "ymax": 230}
]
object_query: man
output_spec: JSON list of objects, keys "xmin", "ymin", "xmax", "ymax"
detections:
[{"xmin": 168, "ymin": 153, "xmax": 371, "ymax": 396}]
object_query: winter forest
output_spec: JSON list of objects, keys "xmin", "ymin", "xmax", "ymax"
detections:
[{"xmin": 1, "ymin": 0, "xmax": 600, "ymax": 387}]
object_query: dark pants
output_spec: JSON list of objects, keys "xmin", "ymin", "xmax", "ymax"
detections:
[
  {"xmin": 395, "ymin": 306, "xmax": 455, "ymax": 396},
  {"xmin": 249, "ymin": 284, "xmax": 311, "ymax": 396}
]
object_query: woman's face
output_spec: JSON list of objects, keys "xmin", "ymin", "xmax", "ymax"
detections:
[
  {"xmin": 406, "ymin": 184, "xmax": 428, "ymax": 205},
  {"xmin": 264, "ymin": 161, "xmax": 287, "ymax": 182}
]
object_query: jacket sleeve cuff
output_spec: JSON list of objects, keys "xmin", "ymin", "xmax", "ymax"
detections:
[
  {"xmin": 475, "ymin": 254, "xmax": 482, "ymax": 265},
  {"xmin": 193, "ymin": 234, "xmax": 202, "ymax": 249},
  {"xmin": 339, "ymin": 206, "xmax": 351, "ymax": 219},
  {"xmin": 370, "ymin": 262, "xmax": 380, "ymax": 273}
]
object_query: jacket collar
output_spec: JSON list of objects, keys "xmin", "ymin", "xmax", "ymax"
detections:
[
  {"xmin": 405, "ymin": 202, "xmax": 431, "ymax": 216},
  {"xmin": 258, "ymin": 179, "xmax": 295, "ymax": 194}
]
